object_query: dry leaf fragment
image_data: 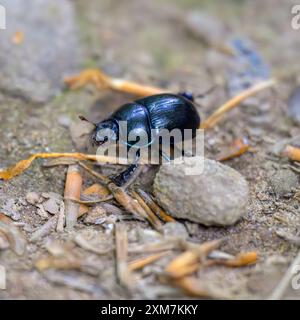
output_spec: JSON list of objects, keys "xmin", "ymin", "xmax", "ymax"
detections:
[
  {"xmin": 216, "ymin": 138, "xmax": 250, "ymax": 161},
  {"xmin": 12, "ymin": 31, "xmax": 24, "ymax": 44},
  {"xmin": 83, "ymin": 183, "xmax": 110, "ymax": 198},
  {"xmin": 165, "ymin": 239, "xmax": 222, "ymax": 278},
  {"xmin": 282, "ymin": 145, "xmax": 300, "ymax": 162}
]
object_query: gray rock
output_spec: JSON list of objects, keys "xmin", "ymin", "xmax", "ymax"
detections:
[
  {"xmin": 288, "ymin": 86, "xmax": 300, "ymax": 124},
  {"xmin": 153, "ymin": 158, "xmax": 249, "ymax": 226},
  {"xmin": 0, "ymin": 0, "xmax": 80, "ymax": 102},
  {"xmin": 42, "ymin": 198, "xmax": 59, "ymax": 215},
  {"xmin": 269, "ymin": 169, "xmax": 299, "ymax": 197}
]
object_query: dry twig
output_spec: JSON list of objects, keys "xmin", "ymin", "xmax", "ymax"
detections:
[
  {"xmin": 0, "ymin": 152, "xmax": 119, "ymax": 181},
  {"xmin": 65, "ymin": 68, "xmax": 166, "ymax": 97},
  {"xmin": 131, "ymin": 190, "xmax": 163, "ymax": 230},
  {"xmin": 135, "ymin": 189, "xmax": 175, "ymax": 222},
  {"xmin": 201, "ymin": 79, "xmax": 276, "ymax": 129}
]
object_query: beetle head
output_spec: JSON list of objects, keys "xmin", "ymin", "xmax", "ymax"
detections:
[{"xmin": 91, "ymin": 120, "xmax": 119, "ymax": 147}]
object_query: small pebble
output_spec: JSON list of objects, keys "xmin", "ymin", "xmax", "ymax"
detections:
[
  {"xmin": 268, "ymin": 168, "xmax": 299, "ymax": 197},
  {"xmin": 42, "ymin": 198, "xmax": 59, "ymax": 215},
  {"xmin": 26, "ymin": 192, "xmax": 40, "ymax": 205},
  {"xmin": 57, "ymin": 115, "xmax": 71, "ymax": 128},
  {"xmin": 153, "ymin": 157, "xmax": 249, "ymax": 226}
]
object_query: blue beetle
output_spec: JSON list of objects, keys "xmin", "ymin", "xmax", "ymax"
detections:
[{"xmin": 91, "ymin": 93, "xmax": 201, "ymax": 186}]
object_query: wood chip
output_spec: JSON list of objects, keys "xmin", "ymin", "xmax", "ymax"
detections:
[{"xmin": 64, "ymin": 165, "xmax": 82, "ymax": 229}]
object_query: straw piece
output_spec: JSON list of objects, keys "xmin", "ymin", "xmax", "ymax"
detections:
[
  {"xmin": 282, "ymin": 145, "xmax": 300, "ymax": 162},
  {"xmin": 201, "ymin": 79, "xmax": 276, "ymax": 129},
  {"xmin": 64, "ymin": 165, "xmax": 82, "ymax": 229},
  {"xmin": 65, "ymin": 68, "xmax": 165, "ymax": 96},
  {"xmin": 136, "ymin": 189, "xmax": 175, "ymax": 222}
]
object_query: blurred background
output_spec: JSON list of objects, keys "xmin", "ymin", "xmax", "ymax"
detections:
[{"xmin": 1, "ymin": 0, "xmax": 300, "ymax": 300}]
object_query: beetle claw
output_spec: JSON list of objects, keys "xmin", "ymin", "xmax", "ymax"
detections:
[{"xmin": 111, "ymin": 164, "xmax": 139, "ymax": 187}]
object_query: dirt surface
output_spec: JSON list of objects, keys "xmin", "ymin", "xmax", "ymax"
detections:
[{"xmin": 1, "ymin": 0, "xmax": 300, "ymax": 299}]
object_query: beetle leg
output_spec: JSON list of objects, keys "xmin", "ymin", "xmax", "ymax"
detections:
[
  {"xmin": 111, "ymin": 163, "xmax": 140, "ymax": 187},
  {"xmin": 111, "ymin": 150, "xmax": 141, "ymax": 187}
]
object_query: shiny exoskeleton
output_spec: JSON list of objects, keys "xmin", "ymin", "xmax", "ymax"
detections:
[{"xmin": 92, "ymin": 93, "xmax": 201, "ymax": 186}]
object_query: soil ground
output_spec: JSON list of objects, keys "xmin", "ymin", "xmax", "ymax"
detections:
[{"xmin": 1, "ymin": 0, "xmax": 300, "ymax": 299}]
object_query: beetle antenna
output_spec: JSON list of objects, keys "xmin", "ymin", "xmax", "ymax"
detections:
[
  {"xmin": 195, "ymin": 85, "xmax": 216, "ymax": 98},
  {"xmin": 78, "ymin": 115, "xmax": 96, "ymax": 127}
]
